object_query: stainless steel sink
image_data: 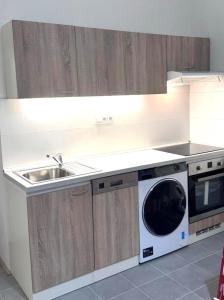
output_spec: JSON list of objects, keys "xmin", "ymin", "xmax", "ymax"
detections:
[{"xmin": 16, "ymin": 167, "xmax": 75, "ymax": 183}]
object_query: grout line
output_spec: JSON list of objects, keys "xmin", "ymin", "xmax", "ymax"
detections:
[
  {"xmin": 174, "ymin": 250, "xmax": 220, "ymax": 266},
  {"xmin": 119, "ymin": 273, "xmax": 153, "ymax": 299},
  {"xmin": 120, "ymin": 269, "xmax": 164, "ymax": 288},
  {"xmin": 152, "ymin": 250, "xmax": 219, "ymax": 277},
  {"xmin": 147, "ymin": 260, "xmax": 216, "ymax": 298},
  {"xmin": 87, "ymin": 286, "xmax": 102, "ymax": 300},
  {"xmin": 192, "ymin": 276, "xmax": 219, "ymax": 294},
  {"xmin": 106, "ymin": 287, "xmax": 137, "ymax": 300},
  {"xmin": 175, "ymin": 291, "xmax": 195, "ymax": 300},
  {"xmin": 175, "ymin": 290, "xmax": 204, "ymax": 300}
]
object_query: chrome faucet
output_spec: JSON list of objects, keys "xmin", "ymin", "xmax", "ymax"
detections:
[{"xmin": 46, "ymin": 153, "xmax": 63, "ymax": 168}]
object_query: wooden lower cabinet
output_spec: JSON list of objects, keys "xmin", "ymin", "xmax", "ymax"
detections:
[
  {"xmin": 27, "ymin": 183, "xmax": 94, "ymax": 292},
  {"xmin": 189, "ymin": 212, "xmax": 224, "ymax": 235},
  {"xmin": 92, "ymin": 173, "xmax": 139, "ymax": 270}
]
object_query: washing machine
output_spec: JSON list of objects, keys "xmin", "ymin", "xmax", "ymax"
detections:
[{"xmin": 138, "ymin": 162, "xmax": 188, "ymax": 263}]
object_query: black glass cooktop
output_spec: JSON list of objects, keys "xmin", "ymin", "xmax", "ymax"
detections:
[{"xmin": 156, "ymin": 143, "xmax": 223, "ymax": 156}]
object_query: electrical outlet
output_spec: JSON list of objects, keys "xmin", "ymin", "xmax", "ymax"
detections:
[{"xmin": 95, "ymin": 115, "xmax": 113, "ymax": 125}]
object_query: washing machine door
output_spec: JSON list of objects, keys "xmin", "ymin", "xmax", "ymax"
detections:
[{"xmin": 143, "ymin": 179, "xmax": 186, "ymax": 236}]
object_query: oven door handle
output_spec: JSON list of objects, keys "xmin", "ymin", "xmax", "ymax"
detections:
[{"xmin": 197, "ymin": 172, "xmax": 224, "ymax": 182}]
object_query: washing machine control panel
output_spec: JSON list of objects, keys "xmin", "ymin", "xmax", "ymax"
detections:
[{"xmin": 143, "ymin": 247, "xmax": 153, "ymax": 258}]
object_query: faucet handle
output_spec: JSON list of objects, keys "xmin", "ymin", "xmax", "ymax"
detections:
[{"xmin": 46, "ymin": 153, "xmax": 63, "ymax": 167}]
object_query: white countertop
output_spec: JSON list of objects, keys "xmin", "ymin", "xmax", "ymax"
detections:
[
  {"xmin": 5, "ymin": 147, "xmax": 224, "ymax": 194},
  {"xmin": 4, "ymin": 149, "xmax": 185, "ymax": 194}
]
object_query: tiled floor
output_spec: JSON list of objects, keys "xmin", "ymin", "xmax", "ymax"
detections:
[{"xmin": 0, "ymin": 231, "xmax": 223, "ymax": 300}]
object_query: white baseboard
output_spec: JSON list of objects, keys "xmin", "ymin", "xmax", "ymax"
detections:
[
  {"xmin": 189, "ymin": 223, "xmax": 224, "ymax": 244},
  {"xmin": 32, "ymin": 256, "xmax": 138, "ymax": 300}
]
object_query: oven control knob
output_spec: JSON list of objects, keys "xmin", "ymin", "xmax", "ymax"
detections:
[{"xmin": 196, "ymin": 166, "xmax": 201, "ymax": 171}]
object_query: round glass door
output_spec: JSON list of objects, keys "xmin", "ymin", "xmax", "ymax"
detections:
[{"xmin": 143, "ymin": 179, "xmax": 186, "ymax": 236}]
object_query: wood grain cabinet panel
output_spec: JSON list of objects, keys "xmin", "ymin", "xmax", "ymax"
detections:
[
  {"xmin": 124, "ymin": 33, "xmax": 167, "ymax": 94},
  {"xmin": 93, "ymin": 173, "xmax": 139, "ymax": 269},
  {"xmin": 7, "ymin": 20, "xmax": 79, "ymax": 98},
  {"xmin": 2, "ymin": 20, "xmax": 210, "ymax": 98},
  {"xmin": 27, "ymin": 183, "xmax": 94, "ymax": 292},
  {"xmin": 75, "ymin": 27, "xmax": 126, "ymax": 96},
  {"xmin": 167, "ymin": 36, "xmax": 210, "ymax": 71},
  {"xmin": 189, "ymin": 213, "xmax": 224, "ymax": 235}
]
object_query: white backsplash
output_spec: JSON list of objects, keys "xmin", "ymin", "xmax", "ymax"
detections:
[
  {"xmin": 0, "ymin": 86, "xmax": 189, "ymax": 169},
  {"xmin": 190, "ymin": 81, "xmax": 224, "ymax": 147}
]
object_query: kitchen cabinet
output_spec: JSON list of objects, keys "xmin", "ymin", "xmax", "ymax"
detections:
[
  {"xmin": 75, "ymin": 27, "xmax": 126, "ymax": 96},
  {"xmin": 2, "ymin": 20, "xmax": 211, "ymax": 98},
  {"xmin": 92, "ymin": 172, "xmax": 139, "ymax": 269},
  {"xmin": 124, "ymin": 32, "xmax": 167, "ymax": 94},
  {"xmin": 76, "ymin": 28, "xmax": 167, "ymax": 95},
  {"xmin": 167, "ymin": 36, "xmax": 210, "ymax": 71},
  {"xmin": 2, "ymin": 20, "xmax": 167, "ymax": 98},
  {"xmin": 189, "ymin": 212, "xmax": 224, "ymax": 235},
  {"xmin": 2, "ymin": 20, "xmax": 79, "ymax": 98},
  {"xmin": 27, "ymin": 183, "xmax": 94, "ymax": 292}
]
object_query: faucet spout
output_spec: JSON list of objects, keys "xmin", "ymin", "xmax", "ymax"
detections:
[{"xmin": 46, "ymin": 153, "xmax": 63, "ymax": 168}]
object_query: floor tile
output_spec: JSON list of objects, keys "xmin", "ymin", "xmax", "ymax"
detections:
[
  {"xmin": 176, "ymin": 243, "xmax": 213, "ymax": 263},
  {"xmin": 177, "ymin": 292, "xmax": 203, "ymax": 300},
  {"xmin": 112, "ymin": 288, "xmax": 151, "ymax": 300},
  {"xmin": 151, "ymin": 252, "xmax": 189, "ymax": 274},
  {"xmin": 140, "ymin": 276, "xmax": 189, "ymax": 300},
  {"xmin": 90, "ymin": 274, "xmax": 134, "ymax": 300},
  {"xmin": 195, "ymin": 234, "xmax": 224, "ymax": 253},
  {"xmin": 0, "ymin": 273, "xmax": 17, "ymax": 291},
  {"xmin": 0, "ymin": 286, "xmax": 27, "ymax": 299},
  {"xmin": 216, "ymin": 231, "xmax": 224, "ymax": 240},
  {"xmin": 194, "ymin": 278, "xmax": 218, "ymax": 300},
  {"xmin": 122, "ymin": 262, "xmax": 163, "ymax": 286},
  {"xmin": 195, "ymin": 254, "xmax": 221, "ymax": 276},
  {"xmin": 169, "ymin": 264, "xmax": 214, "ymax": 290},
  {"xmin": 55, "ymin": 286, "xmax": 99, "ymax": 299}
]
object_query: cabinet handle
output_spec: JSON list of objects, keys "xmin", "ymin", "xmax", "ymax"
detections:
[
  {"xmin": 183, "ymin": 66, "xmax": 195, "ymax": 70},
  {"xmin": 57, "ymin": 90, "xmax": 76, "ymax": 96},
  {"xmin": 110, "ymin": 179, "xmax": 123, "ymax": 187},
  {"xmin": 71, "ymin": 190, "xmax": 88, "ymax": 197}
]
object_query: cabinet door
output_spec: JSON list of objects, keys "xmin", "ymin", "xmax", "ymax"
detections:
[
  {"xmin": 12, "ymin": 20, "xmax": 79, "ymax": 98},
  {"xmin": 93, "ymin": 173, "xmax": 139, "ymax": 269},
  {"xmin": 189, "ymin": 213, "xmax": 224, "ymax": 235},
  {"xmin": 167, "ymin": 36, "xmax": 210, "ymax": 71},
  {"xmin": 75, "ymin": 27, "xmax": 126, "ymax": 96},
  {"xmin": 27, "ymin": 183, "xmax": 94, "ymax": 292},
  {"xmin": 125, "ymin": 33, "xmax": 167, "ymax": 94}
]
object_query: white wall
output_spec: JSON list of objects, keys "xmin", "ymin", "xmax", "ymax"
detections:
[
  {"xmin": 0, "ymin": 0, "xmax": 207, "ymax": 37},
  {"xmin": 190, "ymin": 81, "xmax": 224, "ymax": 146},
  {"xmin": 197, "ymin": 0, "xmax": 224, "ymax": 71},
  {"xmin": 0, "ymin": 87, "xmax": 189, "ymax": 170}
]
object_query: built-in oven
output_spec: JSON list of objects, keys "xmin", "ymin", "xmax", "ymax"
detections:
[{"xmin": 188, "ymin": 157, "xmax": 224, "ymax": 223}]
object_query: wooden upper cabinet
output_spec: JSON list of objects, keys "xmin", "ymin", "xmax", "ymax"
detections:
[
  {"xmin": 2, "ymin": 20, "xmax": 210, "ymax": 98},
  {"xmin": 75, "ymin": 28, "xmax": 167, "ymax": 95},
  {"xmin": 92, "ymin": 172, "xmax": 139, "ymax": 270},
  {"xmin": 75, "ymin": 27, "xmax": 126, "ymax": 96},
  {"xmin": 124, "ymin": 33, "xmax": 167, "ymax": 94},
  {"xmin": 27, "ymin": 183, "xmax": 94, "ymax": 292},
  {"xmin": 2, "ymin": 20, "xmax": 79, "ymax": 98},
  {"xmin": 2, "ymin": 20, "xmax": 167, "ymax": 98},
  {"xmin": 167, "ymin": 36, "xmax": 210, "ymax": 72}
]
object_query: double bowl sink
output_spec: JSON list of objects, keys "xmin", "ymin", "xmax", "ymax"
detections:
[{"xmin": 16, "ymin": 162, "xmax": 98, "ymax": 184}]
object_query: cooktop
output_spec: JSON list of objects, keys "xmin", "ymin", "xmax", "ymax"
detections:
[{"xmin": 156, "ymin": 143, "xmax": 223, "ymax": 156}]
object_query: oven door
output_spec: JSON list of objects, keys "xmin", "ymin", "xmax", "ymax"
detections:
[{"xmin": 189, "ymin": 170, "xmax": 224, "ymax": 222}]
